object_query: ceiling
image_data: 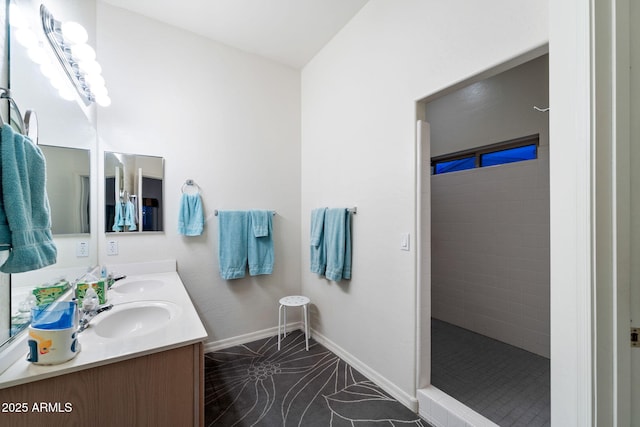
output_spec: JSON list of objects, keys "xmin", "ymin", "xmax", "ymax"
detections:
[{"xmin": 99, "ymin": 0, "xmax": 370, "ymax": 69}]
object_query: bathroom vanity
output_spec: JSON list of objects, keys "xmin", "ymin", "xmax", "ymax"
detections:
[
  {"xmin": 0, "ymin": 261, "xmax": 207, "ymax": 427},
  {"xmin": 0, "ymin": 343, "xmax": 203, "ymax": 426}
]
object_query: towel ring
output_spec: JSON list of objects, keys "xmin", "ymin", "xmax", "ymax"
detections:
[
  {"xmin": 0, "ymin": 88, "xmax": 26, "ymax": 134},
  {"xmin": 24, "ymin": 110, "xmax": 38, "ymax": 144},
  {"xmin": 181, "ymin": 179, "xmax": 200, "ymax": 194}
]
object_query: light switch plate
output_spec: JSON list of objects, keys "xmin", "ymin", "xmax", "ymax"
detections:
[{"xmin": 400, "ymin": 233, "xmax": 410, "ymax": 251}]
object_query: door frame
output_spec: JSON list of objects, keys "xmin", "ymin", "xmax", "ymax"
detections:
[
  {"xmin": 591, "ymin": 0, "xmax": 632, "ymax": 424},
  {"xmin": 415, "ymin": 1, "xmax": 632, "ymax": 425},
  {"xmin": 414, "ymin": 47, "xmax": 551, "ymax": 424}
]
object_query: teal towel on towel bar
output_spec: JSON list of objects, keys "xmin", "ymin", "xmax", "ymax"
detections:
[
  {"xmin": 309, "ymin": 207, "xmax": 326, "ymax": 275},
  {"xmin": 217, "ymin": 211, "xmax": 249, "ymax": 279},
  {"xmin": 217, "ymin": 210, "xmax": 276, "ymax": 279},
  {"xmin": 248, "ymin": 210, "xmax": 273, "ymax": 276},
  {"xmin": 251, "ymin": 209, "xmax": 270, "ymax": 237},
  {"xmin": 0, "ymin": 124, "xmax": 57, "ymax": 273},
  {"xmin": 324, "ymin": 208, "xmax": 352, "ymax": 281},
  {"xmin": 178, "ymin": 193, "xmax": 204, "ymax": 236}
]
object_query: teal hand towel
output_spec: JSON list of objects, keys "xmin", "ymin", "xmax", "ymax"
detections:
[
  {"xmin": 324, "ymin": 208, "xmax": 352, "ymax": 281},
  {"xmin": 248, "ymin": 210, "xmax": 273, "ymax": 276},
  {"xmin": 0, "ymin": 124, "xmax": 57, "ymax": 273},
  {"xmin": 309, "ymin": 208, "xmax": 326, "ymax": 275},
  {"xmin": 217, "ymin": 211, "xmax": 249, "ymax": 279},
  {"xmin": 125, "ymin": 200, "xmax": 137, "ymax": 231},
  {"xmin": 112, "ymin": 202, "xmax": 123, "ymax": 231},
  {"xmin": 178, "ymin": 193, "xmax": 204, "ymax": 236},
  {"xmin": 251, "ymin": 209, "xmax": 270, "ymax": 237}
]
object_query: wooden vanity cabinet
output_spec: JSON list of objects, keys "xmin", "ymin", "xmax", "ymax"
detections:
[{"xmin": 0, "ymin": 342, "xmax": 204, "ymax": 427}]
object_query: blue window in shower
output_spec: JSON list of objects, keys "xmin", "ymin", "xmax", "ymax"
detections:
[
  {"xmin": 480, "ymin": 144, "xmax": 537, "ymax": 167},
  {"xmin": 431, "ymin": 135, "xmax": 539, "ymax": 175},
  {"xmin": 433, "ymin": 156, "xmax": 476, "ymax": 174}
]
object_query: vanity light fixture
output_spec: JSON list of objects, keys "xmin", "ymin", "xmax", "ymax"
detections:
[{"xmin": 40, "ymin": 5, "xmax": 110, "ymax": 106}]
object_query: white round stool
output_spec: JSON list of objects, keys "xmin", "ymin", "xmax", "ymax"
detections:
[{"xmin": 278, "ymin": 295, "xmax": 311, "ymax": 351}]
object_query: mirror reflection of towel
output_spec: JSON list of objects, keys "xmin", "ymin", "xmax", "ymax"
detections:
[
  {"xmin": 112, "ymin": 202, "xmax": 124, "ymax": 232},
  {"xmin": 125, "ymin": 201, "xmax": 137, "ymax": 231},
  {"xmin": 112, "ymin": 200, "xmax": 137, "ymax": 231}
]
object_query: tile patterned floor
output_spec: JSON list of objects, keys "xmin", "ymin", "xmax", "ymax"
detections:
[
  {"xmin": 205, "ymin": 330, "xmax": 432, "ymax": 427},
  {"xmin": 431, "ymin": 319, "xmax": 550, "ymax": 426}
]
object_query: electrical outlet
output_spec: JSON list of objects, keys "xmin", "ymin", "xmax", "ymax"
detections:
[
  {"xmin": 107, "ymin": 240, "xmax": 118, "ymax": 256},
  {"xmin": 76, "ymin": 241, "xmax": 89, "ymax": 257}
]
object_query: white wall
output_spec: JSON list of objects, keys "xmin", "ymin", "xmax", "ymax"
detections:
[
  {"xmin": 96, "ymin": 3, "xmax": 302, "ymax": 343},
  {"xmin": 427, "ymin": 56, "xmax": 549, "ymax": 156},
  {"xmin": 301, "ymin": 0, "xmax": 547, "ymax": 408}
]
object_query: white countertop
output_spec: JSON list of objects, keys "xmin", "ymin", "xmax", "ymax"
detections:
[{"xmin": 0, "ymin": 262, "xmax": 208, "ymax": 389}]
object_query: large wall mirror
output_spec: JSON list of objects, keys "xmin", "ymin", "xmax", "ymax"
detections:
[
  {"xmin": 41, "ymin": 146, "xmax": 90, "ymax": 234},
  {"xmin": 105, "ymin": 152, "xmax": 164, "ymax": 233},
  {"xmin": 1, "ymin": 0, "xmax": 98, "ymax": 350}
]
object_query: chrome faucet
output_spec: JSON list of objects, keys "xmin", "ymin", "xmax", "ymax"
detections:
[
  {"xmin": 107, "ymin": 273, "xmax": 127, "ymax": 289},
  {"xmin": 78, "ymin": 303, "xmax": 113, "ymax": 332},
  {"xmin": 77, "ymin": 288, "xmax": 113, "ymax": 333}
]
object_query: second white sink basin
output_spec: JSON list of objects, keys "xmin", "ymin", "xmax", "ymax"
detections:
[
  {"xmin": 112, "ymin": 279, "xmax": 165, "ymax": 294},
  {"xmin": 91, "ymin": 301, "xmax": 180, "ymax": 339}
]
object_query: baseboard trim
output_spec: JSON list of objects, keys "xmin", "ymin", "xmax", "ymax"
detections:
[
  {"xmin": 311, "ymin": 329, "xmax": 419, "ymax": 413},
  {"xmin": 417, "ymin": 386, "xmax": 498, "ymax": 427},
  {"xmin": 203, "ymin": 322, "xmax": 300, "ymax": 354},
  {"xmin": 203, "ymin": 325, "xmax": 418, "ymax": 413}
]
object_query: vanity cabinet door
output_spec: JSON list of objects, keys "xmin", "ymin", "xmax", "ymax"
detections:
[{"xmin": 0, "ymin": 342, "xmax": 204, "ymax": 427}]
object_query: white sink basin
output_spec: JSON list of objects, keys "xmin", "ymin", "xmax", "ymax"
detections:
[
  {"xmin": 91, "ymin": 301, "xmax": 180, "ymax": 339},
  {"xmin": 112, "ymin": 279, "xmax": 165, "ymax": 294}
]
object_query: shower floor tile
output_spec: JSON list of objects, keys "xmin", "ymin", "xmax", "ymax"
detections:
[{"xmin": 431, "ymin": 318, "xmax": 550, "ymax": 427}]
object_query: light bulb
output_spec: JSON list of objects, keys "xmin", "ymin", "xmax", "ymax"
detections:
[
  {"xmin": 58, "ymin": 86, "xmax": 76, "ymax": 101},
  {"xmin": 40, "ymin": 62, "xmax": 56, "ymax": 78},
  {"xmin": 27, "ymin": 46, "xmax": 48, "ymax": 64},
  {"xmin": 95, "ymin": 95, "xmax": 111, "ymax": 107},
  {"xmin": 85, "ymin": 73, "xmax": 105, "ymax": 88},
  {"xmin": 49, "ymin": 74, "xmax": 67, "ymax": 90},
  {"xmin": 15, "ymin": 28, "xmax": 38, "ymax": 49},
  {"xmin": 70, "ymin": 43, "xmax": 96, "ymax": 61},
  {"xmin": 61, "ymin": 22, "xmax": 88, "ymax": 45},
  {"xmin": 78, "ymin": 59, "xmax": 102, "ymax": 75},
  {"xmin": 91, "ymin": 85, "xmax": 108, "ymax": 98},
  {"xmin": 9, "ymin": 4, "xmax": 27, "ymax": 29}
]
